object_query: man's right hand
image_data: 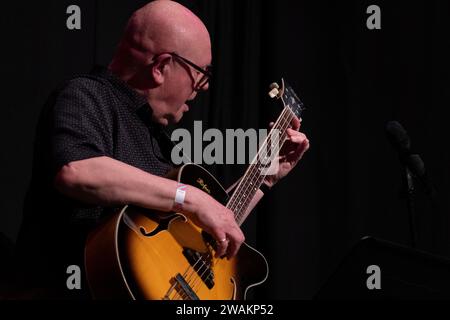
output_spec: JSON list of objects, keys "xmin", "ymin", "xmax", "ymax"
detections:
[{"xmin": 183, "ymin": 187, "xmax": 245, "ymax": 259}]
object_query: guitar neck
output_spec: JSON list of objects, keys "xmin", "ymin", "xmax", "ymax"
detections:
[{"xmin": 226, "ymin": 106, "xmax": 297, "ymax": 226}]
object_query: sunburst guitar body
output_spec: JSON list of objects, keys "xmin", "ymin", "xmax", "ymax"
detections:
[{"xmin": 85, "ymin": 164, "xmax": 268, "ymax": 300}]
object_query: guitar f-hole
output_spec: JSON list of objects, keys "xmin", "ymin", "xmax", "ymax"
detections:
[{"xmin": 139, "ymin": 214, "xmax": 177, "ymax": 237}]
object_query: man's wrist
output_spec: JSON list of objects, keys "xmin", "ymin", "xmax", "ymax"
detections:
[{"xmin": 173, "ymin": 182, "xmax": 187, "ymax": 211}]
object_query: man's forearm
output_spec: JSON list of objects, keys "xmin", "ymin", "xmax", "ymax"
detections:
[
  {"xmin": 54, "ymin": 156, "xmax": 198, "ymax": 213},
  {"xmin": 54, "ymin": 156, "xmax": 251, "ymax": 257}
]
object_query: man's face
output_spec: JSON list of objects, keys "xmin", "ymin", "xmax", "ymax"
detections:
[{"xmin": 162, "ymin": 49, "xmax": 212, "ymax": 124}]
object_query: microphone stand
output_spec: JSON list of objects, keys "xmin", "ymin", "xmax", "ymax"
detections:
[{"xmin": 404, "ymin": 166, "xmax": 417, "ymax": 248}]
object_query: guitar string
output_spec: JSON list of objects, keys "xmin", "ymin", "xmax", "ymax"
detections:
[
  {"xmin": 175, "ymin": 291, "xmax": 187, "ymax": 300},
  {"xmin": 169, "ymin": 281, "xmax": 188, "ymax": 300},
  {"xmin": 227, "ymin": 106, "xmax": 292, "ymax": 216},
  {"xmin": 168, "ymin": 288, "xmax": 180, "ymax": 300},
  {"xmin": 174, "ymin": 283, "xmax": 189, "ymax": 300},
  {"xmin": 176, "ymin": 288, "xmax": 189, "ymax": 300},
  {"xmin": 187, "ymin": 108, "xmax": 295, "ymax": 296},
  {"xmin": 183, "ymin": 253, "xmax": 209, "ymax": 297},
  {"xmin": 229, "ymin": 107, "xmax": 294, "ymax": 222},
  {"xmin": 186, "ymin": 107, "xmax": 296, "ymax": 295},
  {"xmin": 178, "ymin": 238, "xmax": 219, "ymax": 299},
  {"xmin": 167, "ymin": 240, "xmax": 215, "ymax": 299},
  {"xmin": 165, "ymin": 287, "xmax": 174, "ymax": 300},
  {"xmin": 186, "ymin": 252, "xmax": 211, "ymax": 287},
  {"xmin": 227, "ymin": 110, "xmax": 285, "ymax": 220},
  {"xmin": 185, "ymin": 256, "xmax": 211, "ymax": 298},
  {"xmin": 164, "ymin": 101, "xmax": 298, "ymax": 298},
  {"xmin": 163, "ymin": 232, "xmax": 215, "ymax": 299},
  {"xmin": 180, "ymin": 108, "xmax": 294, "ymax": 298},
  {"xmin": 233, "ymin": 109, "xmax": 295, "ymax": 224},
  {"xmin": 181, "ymin": 106, "xmax": 295, "ymax": 296},
  {"xmin": 237, "ymin": 109, "xmax": 295, "ymax": 216}
]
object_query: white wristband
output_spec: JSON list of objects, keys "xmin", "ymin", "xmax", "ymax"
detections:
[{"xmin": 174, "ymin": 183, "xmax": 187, "ymax": 208}]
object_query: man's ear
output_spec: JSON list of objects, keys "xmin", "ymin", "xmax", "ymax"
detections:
[{"xmin": 151, "ymin": 55, "xmax": 172, "ymax": 85}]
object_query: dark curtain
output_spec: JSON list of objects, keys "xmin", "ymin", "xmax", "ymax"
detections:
[{"xmin": 1, "ymin": 0, "xmax": 450, "ymax": 299}]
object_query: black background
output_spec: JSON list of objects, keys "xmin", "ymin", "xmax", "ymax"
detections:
[{"xmin": 1, "ymin": 0, "xmax": 450, "ymax": 299}]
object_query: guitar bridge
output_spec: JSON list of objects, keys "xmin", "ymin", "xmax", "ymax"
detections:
[{"xmin": 164, "ymin": 273, "xmax": 199, "ymax": 300}]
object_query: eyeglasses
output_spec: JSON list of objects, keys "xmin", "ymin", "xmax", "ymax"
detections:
[
  {"xmin": 170, "ymin": 52, "xmax": 212, "ymax": 89},
  {"xmin": 160, "ymin": 52, "xmax": 212, "ymax": 89}
]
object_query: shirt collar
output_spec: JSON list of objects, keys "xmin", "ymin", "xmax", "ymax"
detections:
[
  {"xmin": 91, "ymin": 65, "xmax": 149, "ymax": 112},
  {"xmin": 91, "ymin": 66, "xmax": 165, "ymax": 130}
]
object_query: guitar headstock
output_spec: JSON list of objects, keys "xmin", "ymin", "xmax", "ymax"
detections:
[{"xmin": 268, "ymin": 78, "xmax": 305, "ymax": 118}]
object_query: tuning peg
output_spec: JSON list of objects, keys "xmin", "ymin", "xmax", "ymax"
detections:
[
  {"xmin": 268, "ymin": 82, "xmax": 280, "ymax": 98},
  {"xmin": 269, "ymin": 83, "xmax": 279, "ymax": 90}
]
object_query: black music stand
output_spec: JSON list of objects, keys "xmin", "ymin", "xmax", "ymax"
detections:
[{"xmin": 314, "ymin": 236, "xmax": 450, "ymax": 299}]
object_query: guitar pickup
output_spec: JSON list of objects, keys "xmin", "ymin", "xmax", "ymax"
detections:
[{"xmin": 182, "ymin": 248, "xmax": 215, "ymax": 289}]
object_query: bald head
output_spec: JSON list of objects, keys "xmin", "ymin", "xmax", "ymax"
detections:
[
  {"xmin": 109, "ymin": 1, "xmax": 212, "ymax": 126},
  {"xmin": 111, "ymin": 0, "xmax": 211, "ymax": 71}
]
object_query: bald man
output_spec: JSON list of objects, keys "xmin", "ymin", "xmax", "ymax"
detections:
[{"xmin": 15, "ymin": 0, "xmax": 309, "ymax": 299}]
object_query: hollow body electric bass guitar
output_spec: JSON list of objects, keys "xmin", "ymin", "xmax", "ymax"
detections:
[{"xmin": 85, "ymin": 80, "xmax": 305, "ymax": 300}]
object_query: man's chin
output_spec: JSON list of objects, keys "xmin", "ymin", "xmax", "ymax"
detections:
[
  {"xmin": 166, "ymin": 114, "xmax": 184, "ymax": 125},
  {"xmin": 174, "ymin": 104, "xmax": 190, "ymax": 123},
  {"xmin": 163, "ymin": 104, "xmax": 190, "ymax": 125}
]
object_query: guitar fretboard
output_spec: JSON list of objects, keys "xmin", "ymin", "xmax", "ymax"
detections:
[{"xmin": 226, "ymin": 106, "xmax": 297, "ymax": 226}]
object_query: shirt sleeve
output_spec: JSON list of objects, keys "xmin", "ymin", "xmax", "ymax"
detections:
[{"xmin": 50, "ymin": 78, "xmax": 114, "ymax": 173}]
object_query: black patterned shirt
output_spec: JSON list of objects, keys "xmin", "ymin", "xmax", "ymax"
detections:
[{"xmin": 15, "ymin": 66, "xmax": 173, "ymax": 297}]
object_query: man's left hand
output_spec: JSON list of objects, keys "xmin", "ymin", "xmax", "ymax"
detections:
[{"xmin": 263, "ymin": 117, "xmax": 310, "ymax": 188}]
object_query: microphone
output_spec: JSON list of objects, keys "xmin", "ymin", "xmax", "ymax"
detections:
[
  {"xmin": 385, "ymin": 120, "xmax": 411, "ymax": 158},
  {"xmin": 385, "ymin": 121, "xmax": 435, "ymax": 195}
]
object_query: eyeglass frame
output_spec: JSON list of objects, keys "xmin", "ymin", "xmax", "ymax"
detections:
[{"xmin": 149, "ymin": 52, "xmax": 212, "ymax": 89}]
